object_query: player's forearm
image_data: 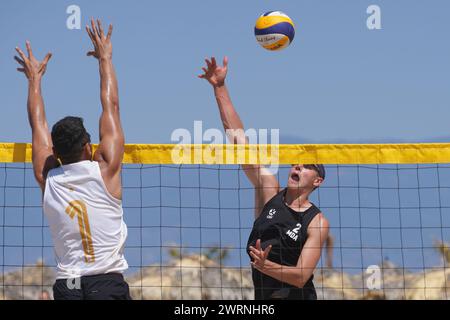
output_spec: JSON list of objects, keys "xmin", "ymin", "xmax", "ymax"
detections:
[
  {"xmin": 213, "ymin": 85, "xmax": 246, "ymax": 144},
  {"xmin": 27, "ymin": 80, "xmax": 50, "ymax": 138},
  {"xmin": 259, "ymin": 260, "xmax": 310, "ymax": 288},
  {"xmin": 99, "ymin": 57, "xmax": 119, "ymax": 113}
]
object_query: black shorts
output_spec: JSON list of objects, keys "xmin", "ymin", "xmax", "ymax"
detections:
[{"xmin": 53, "ymin": 273, "xmax": 132, "ymax": 300}]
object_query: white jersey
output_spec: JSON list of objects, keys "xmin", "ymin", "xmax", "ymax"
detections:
[{"xmin": 43, "ymin": 160, "xmax": 128, "ymax": 279}]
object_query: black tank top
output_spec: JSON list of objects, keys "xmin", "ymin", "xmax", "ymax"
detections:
[{"xmin": 247, "ymin": 188, "xmax": 321, "ymax": 300}]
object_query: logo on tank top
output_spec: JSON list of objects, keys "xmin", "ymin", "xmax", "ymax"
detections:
[
  {"xmin": 266, "ymin": 208, "xmax": 277, "ymax": 219},
  {"xmin": 286, "ymin": 223, "xmax": 302, "ymax": 241}
]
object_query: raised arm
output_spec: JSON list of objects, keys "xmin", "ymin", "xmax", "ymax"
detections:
[
  {"xmin": 86, "ymin": 19, "xmax": 124, "ymax": 200},
  {"xmin": 198, "ymin": 57, "xmax": 279, "ymax": 217},
  {"xmin": 15, "ymin": 42, "xmax": 58, "ymax": 191}
]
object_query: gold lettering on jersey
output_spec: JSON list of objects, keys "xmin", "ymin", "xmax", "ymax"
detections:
[{"xmin": 65, "ymin": 200, "xmax": 95, "ymax": 263}]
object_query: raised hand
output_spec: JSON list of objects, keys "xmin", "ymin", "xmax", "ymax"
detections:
[
  {"xmin": 198, "ymin": 56, "xmax": 228, "ymax": 87},
  {"xmin": 249, "ymin": 239, "xmax": 273, "ymax": 271},
  {"xmin": 86, "ymin": 18, "xmax": 113, "ymax": 60},
  {"xmin": 14, "ymin": 41, "xmax": 52, "ymax": 81}
]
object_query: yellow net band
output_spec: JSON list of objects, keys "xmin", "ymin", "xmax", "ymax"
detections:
[{"xmin": 2, "ymin": 142, "xmax": 450, "ymax": 164}]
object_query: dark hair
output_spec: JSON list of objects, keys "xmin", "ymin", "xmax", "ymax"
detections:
[
  {"xmin": 303, "ymin": 164, "xmax": 325, "ymax": 191},
  {"xmin": 304, "ymin": 164, "xmax": 326, "ymax": 180},
  {"xmin": 51, "ymin": 116, "xmax": 91, "ymax": 163}
]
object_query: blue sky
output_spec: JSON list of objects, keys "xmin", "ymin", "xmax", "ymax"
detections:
[
  {"xmin": 1, "ymin": 0, "xmax": 450, "ymax": 143},
  {"xmin": 0, "ymin": 0, "xmax": 449, "ymax": 291}
]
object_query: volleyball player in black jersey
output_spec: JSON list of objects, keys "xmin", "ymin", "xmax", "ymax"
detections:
[{"xmin": 199, "ymin": 57, "xmax": 330, "ymax": 300}]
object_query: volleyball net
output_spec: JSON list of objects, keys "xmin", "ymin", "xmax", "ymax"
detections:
[{"xmin": 0, "ymin": 143, "xmax": 449, "ymax": 300}]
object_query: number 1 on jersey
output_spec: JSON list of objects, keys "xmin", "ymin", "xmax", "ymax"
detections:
[{"xmin": 65, "ymin": 200, "xmax": 96, "ymax": 263}]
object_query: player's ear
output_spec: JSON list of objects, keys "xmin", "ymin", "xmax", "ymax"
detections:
[
  {"xmin": 313, "ymin": 177, "xmax": 324, "ymax": 189},
  {"xmin": 52, "ymin": 147, "xmax": 63, "ymax": 166},
  {"xmin": 84, "ymin": 142, "xmax": 93, "ymax": 161},
  {"xmin": 52, "ymin": 146, "xmax": 58, "ymax": 160}
]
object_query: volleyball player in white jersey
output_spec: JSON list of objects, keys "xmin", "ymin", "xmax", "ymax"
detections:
[{"xmin": 14, "ymin": 19, "xmax": 131, "ymax": 300}]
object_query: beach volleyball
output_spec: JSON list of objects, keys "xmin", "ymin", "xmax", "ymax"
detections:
[{"xmin": 254, "ymin": 11, "xmax": 295, "ymax": 51}]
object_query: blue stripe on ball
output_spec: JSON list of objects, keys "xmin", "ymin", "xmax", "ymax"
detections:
[
  {"xmin": 255, "ymin": 22, "xmax": 295, "ymax": 43},
  {"xmin": 263, "ymin": 11, "xmax": 275, "ymax": 16}
]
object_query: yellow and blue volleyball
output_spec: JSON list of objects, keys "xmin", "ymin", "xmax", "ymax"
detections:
[{"xmin": 254, "ymin": 11, "xmax": 295, "ymax": 51}]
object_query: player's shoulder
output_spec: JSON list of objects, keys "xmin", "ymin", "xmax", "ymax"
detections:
[{"xmin": 308, "ymin": 212, "xmax": 330, "ymax": 233}]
